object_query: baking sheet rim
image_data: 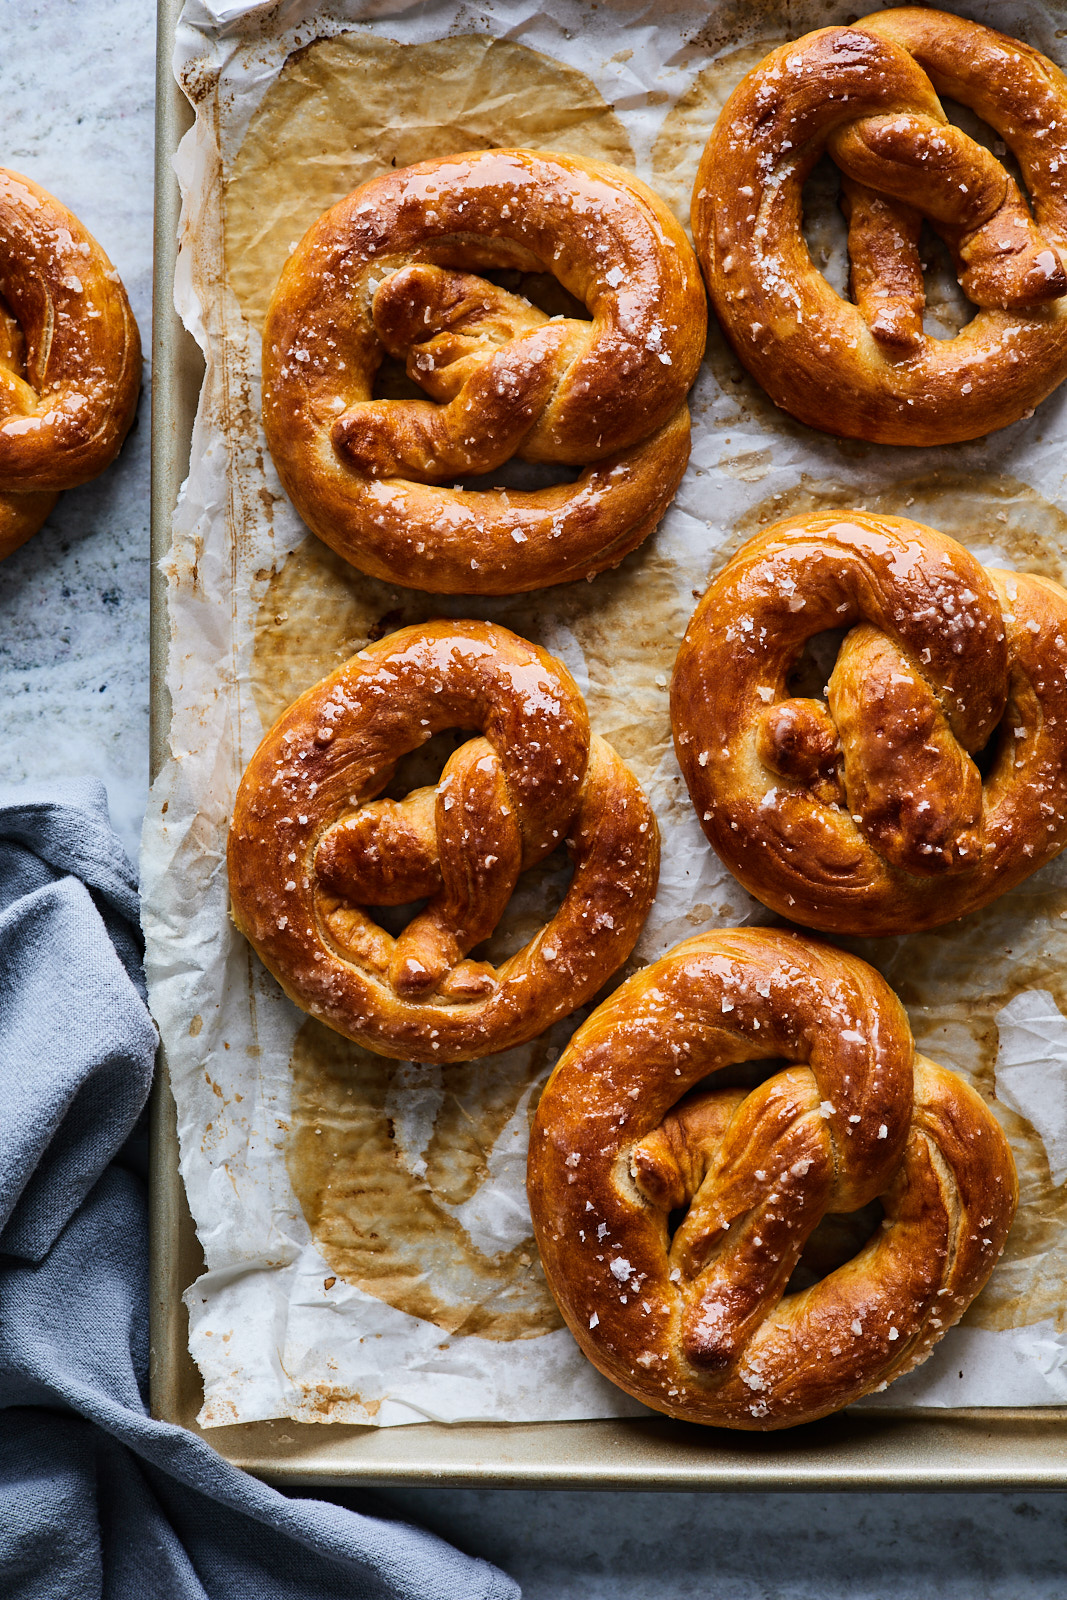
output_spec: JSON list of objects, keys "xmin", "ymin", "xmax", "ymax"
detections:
[{"xmin": 146, "ymin": 0, "xmax": 1067, "ymax": 1487}]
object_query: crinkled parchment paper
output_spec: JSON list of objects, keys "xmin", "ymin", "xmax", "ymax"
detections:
[{"xmin": 144, "ymin": 0, "xmax": 1067, "ymax": 1426}]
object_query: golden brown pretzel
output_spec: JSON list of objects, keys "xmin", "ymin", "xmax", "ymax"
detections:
[
  {"xmin": 671, "ymin": 512, "xmax": 1067, "ymax": 936},
  {"xmin": 0, "ymin": 169, "xmax": 140, "ymax": 558},
  {"xmin": 261, "ymin": 149, "xmax": 706, "ymax": 594},
  {"xmin": 692, "ymin": 8, "xmax": 1067, "ymax": 445},
  {"xmin": 228, "ymin": 621, "xmax": 659, "ymax": 1061},
  {"xmin": 528, "ymin": 928, "xmax": 1016, "ymax": 1430}
]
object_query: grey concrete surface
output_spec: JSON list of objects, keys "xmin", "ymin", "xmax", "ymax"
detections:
[{"xmin": 369, "ymin": 1487, "xmax": 1067, "ymax": 1597}]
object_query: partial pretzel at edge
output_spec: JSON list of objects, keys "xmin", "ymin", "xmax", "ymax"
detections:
[
  {"xmin": 692, "ymin": 7, "xmax": 1067, "ymax": 445},
  {"xmin": 0, "ymin": 168, "xmax": 141, "ymax": 556}
]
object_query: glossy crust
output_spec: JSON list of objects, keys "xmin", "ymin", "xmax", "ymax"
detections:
[
  {"xmin": 527, "ymin": 928, "xmax": 1017, "ymax": 1431},
  {"xmin": 261, "ymin": 149, "xmax": 706, "ymax": 594},
  {"xmin": 228, "ymin": 621, "xmax": 659, "ymax": 1062},
  {"xmin": 692, "ymin": 7, "xmax": 1067, "ymax": 445},
  {"xmin": 0, "ymin": 169, "xmax": 141, "ymax": 557},
  {"xmin": 672, "ymin": 511, "xmax": 1067, "ymax": 936}
]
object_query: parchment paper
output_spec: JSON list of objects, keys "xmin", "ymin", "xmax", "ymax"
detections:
[{"xmin": 144, "ymin": 0, "xmax": 1067, "ymax": 1426}]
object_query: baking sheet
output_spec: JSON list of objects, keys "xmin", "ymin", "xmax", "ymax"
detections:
[{"xmin": 145, "ymin": 0, "xmax": 1067, "ymax": 1429}]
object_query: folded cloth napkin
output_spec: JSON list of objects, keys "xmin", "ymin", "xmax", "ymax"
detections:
[{"xmin": 0, "ymin": 780, "xmax": 518, "ymax": 1600}]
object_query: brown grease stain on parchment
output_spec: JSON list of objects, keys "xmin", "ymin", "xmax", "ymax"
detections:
[
  {"xmin": 729, "ymin": 473, "xmax": 1067, "ymax": 1333},
  {"xmin": 687, "ymin": 0, "xmax": 847, "ymax": 58},
  {"xmin": 224, "ymin": 31, "xmax": 635, "ymax": 332},
  {"xmin": 286, "ymin": 1019, "xmax": 562, "ymax": 1338},
  {"xmin": 285, "ymin": 1381, "xmax": 382, "ymax": 1424},
  {"xmin": 252, "ymin": 530, "xmax": 685, "ymax": 794},
  {"xmin": 651, "ymin": 40, "xmax": 785, "ymax": 229}
]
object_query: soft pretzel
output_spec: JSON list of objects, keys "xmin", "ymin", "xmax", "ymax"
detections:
[
  {"xmin": 672, "ymin": 512, "xmax": 1067, "ymax": 935},
  {"xmin": 261, "ymin": 149, "xmax": 706, "ymax": 594},
  {"xmin": 228, "ymin": 621, "xmax": 659, "ymax": 1061},
  {"xmin": 0, "ymin": 169, "xmax": 140, "ymax": 558},
  {"xmin": 528, "ymin": 927, "xmax": 1016, "ymax": 1430},
  {"xmin": 692, "ymin": 8, "xmax": 1067, "ymax": 445}
]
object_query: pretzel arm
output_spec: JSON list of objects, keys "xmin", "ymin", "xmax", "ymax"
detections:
[
  {"xmin": 676, "ymin": 1072, "xmax": 835, "ymax": 1372},
  {"xmin": 332, "ymin": 330, "xmax": 565, "ymax": 479},
  {"xmin": 831, "ymin": 111, "xmax": 1066, "ymax": 310},
  {"xmin": 945, "ymin": 176, "xmax": 1067, "ymax": 312},
  {"xmin": 389, "ymin": 740, "xmax": 523, "ymax": 999},
  {"xmin": 631, "ymin": 1087, "xmax": 748, "ymax": 1212},
  {"xmin": 828, "ymin": 624, "xmax": 985, "ymax": 875},
  {"xmin": 756, "ymin": 697, "xmax": 845, "ymax": 808},
  {"xmin": 338, "ymin": 263, "xmax": 593, "ymax": 478},
  {"xmin": 0, "ymin": 305, "xmax": 39, "ymax": 418},
  {"xmin": 372, "ymin": 264, "xmax": 552, "ymax": 398},
  {"xmin": 841, "ymin": 179, "xmax": 924, "ymax": 350},
  {"xmin": 316, "ymin": 788, "xmax": 441, "ymax": 905}
]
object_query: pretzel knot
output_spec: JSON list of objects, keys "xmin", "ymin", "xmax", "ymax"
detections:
[
  {"xmin": 228, "ymin": 621, "xmax": 660, "ymax": 1062},
  {"xmin": 0, "ymin": 169, "xmax": 141, "ymax": 560},
  {"xmin": 693, "ymin": 7, "xmax": 1067, "ymax": 444},
  {"xmin": 672, "ymin": 512, "xmax": 1067, "ymax": 936},
  {"xmin": 528, "ymin": 928, "xmax": 1016, "ymax": 1430},
  {"xmin": 261, "ymin": 149, "xmax": 707, "ymax": 595}
]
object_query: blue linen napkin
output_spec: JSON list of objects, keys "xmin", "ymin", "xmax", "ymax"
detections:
[{"xmin": 0, "ymin": 780, "xmax": 519, "ymax": 1600}]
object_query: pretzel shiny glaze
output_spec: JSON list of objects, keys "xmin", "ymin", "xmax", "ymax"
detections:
[
  {"xmin": 228, "ymin": 621, "xmax": 659, "ymax": 1061},
  {"xmin": 692, "ymin": 8, "xmax": 1067, "ymax": 445},
  {"xmin": 672, "ymin": 511, "xmax": 1067, "ymax": 936},
  {"xmin": 0, "ymin": 169, "xmax": 140, "ymax": 558},
  {"xmin": 528, "ymin": 927, "xmax": 1016, "ymax": 1430},
  {"xmin": 261, "ymin": 149, "xmax": 706, "ymax": 594}
]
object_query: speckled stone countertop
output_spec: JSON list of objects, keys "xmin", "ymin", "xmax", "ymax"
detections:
[{"xmin": 3, "ymin": 2, "xmax": 1065, "ymax": 1594}]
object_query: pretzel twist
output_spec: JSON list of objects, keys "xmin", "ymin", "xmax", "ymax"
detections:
[
  {"xmin": 672, "ymin": 512, "xmax": 1067, "ymax": 935},
  {"xmin": 528, "ymin": 928, "xmax": 1016, "ymax": 1430},
  {"xmin": 228, "ymin": 621, "xmax": 659, "ymax": 1061},
  {"xmin": 262, "ymin": 150, "xmax": 706, "ymax": 594},
  {"xmin": 692, "ymin": 7, "xmax": 1067, "ymax": 445},
  {"xmin": 0, "ymin": 169, "xmax": 140, "ymax": 558}
]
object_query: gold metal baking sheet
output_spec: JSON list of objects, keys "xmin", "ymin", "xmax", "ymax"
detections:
[{"xmin": 148, "ymin": 0, "xmax": 1067, "ymax": 1486}]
